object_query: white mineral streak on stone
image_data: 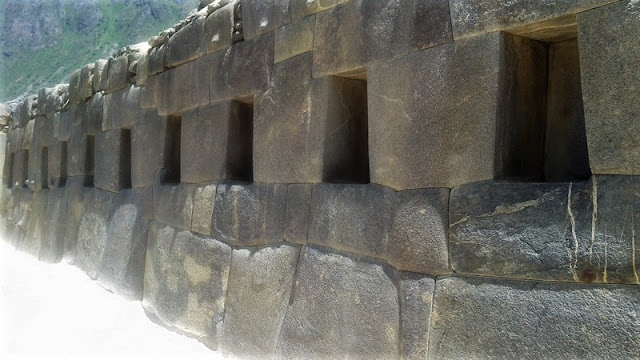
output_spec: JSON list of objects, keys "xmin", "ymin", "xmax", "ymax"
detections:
[
  {"xmin": 589, "ymin": 176, "xmax": 598, "ymax": 261},
  {"xmin": 260, "ymin": 18, "xmax": 269, "ymax": 28},
  {"xmin": 631, "ymin": 214, "xmax": 639, "ymax": 284},
  {"xmin": 627, "ymin": 0, "xmax": 640, "ymax": 17},
  {"xmin": 567, "ymin": 182, "xmax": 579, "ymax": 281}
]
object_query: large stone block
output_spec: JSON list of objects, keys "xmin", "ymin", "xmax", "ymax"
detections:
[
  {"xmin": 102, "ymin": 85, "xmax": 141, "ymax": 130},
  {"xmin": 47, "ymin": 140, "xmax": 68, "ymax": 188},
  {"xmin": 131, "ymin": 111, "xmax": 166, "ymax": 188},
  {"xmin": 410, "ymin": 0, "xmax": 452, "ymax": 51},
  {"xmin": 143, "ymin": 223, "xmax": 232, "ymax": 349},
  {"xmin": 290, "ymin": 0, "xmax": 337, "ymax": 19},
  {"xmin": 37, "ymin": 85, "xmax": 69, "ymax": 119},
  {"xmin": 181, "ymin": 102, "xmax": 252, "ymax": 183},
  {"xmin": 283, "ymin": 183, "xmax": 313, "ymax": 244},
  {"xmin": 61, "ymin": 177, "xmax": 87, "ymax": 259},
  {"xmin": 313, "ymin": 0, "xmax": 413, "ymax": 77},
  {"xmin": 39, "ymin": 188, "xmax": 65, "ymax": 263},
  {"xmin": 209, "ymin": 32, "xmax": 274, "ymax": 102},
  {"xmin": 212, "ymin": 182, "xmax": 287, "ymax": 246},
  {"xmin": 450, "ymin": 176, "xmax": 640, "ymax": 284},
  {"xmin": 449, "ymin": 0, "xmax": 617, "ymax": 39},
  {"xmin": 78, "ymin": 63, "xmax": 95, "ymax": 102},
  {"xmin": 106, "ymin": 56, "xmax": 131, "ymax": 94},
  {"xmin": 166, "ymin": 16, "xmax": 207, "ymax": 67},
  {"xmin": 80, "ymin": 92, "xmax": 104, "ymax": 136},
  {"xmin": 274, "ymin": 16, "xmax": 314, "ymax": 63},
  {"xmin": 94, "ymin": 129, "xmax": 132, "ymax": 192},
  {"xmin": 191, "ymin": 183, "xmax": 216, "ymax": 236},
  {"xmin": 429, "ymin": 276, "xmax": 640, "ymax": 359},
  {"xmin": 92, "ymin": 59, "xmax": 108, "ymax": 93},
  {"xmin": 369, "ymin": 32, "xmax": 547, "ymax": 189},
  {"xmin": 203, "ymin": 3, "xmax": 234, "ymax": 54},
  {"xmin": 219, "ymin": 244, "xmax": 299, "ymax": 357},
  {"xmin": 157, "ymin": 56, "xmax": 210, "ymax": 116},
  {"xmin": 153, "ymin": 183, "xmax": 194, "ymax": 231},
  {"xmin": 399, "ymin": 273, "xmax": 435, "ymax": 360},
  {"xmin": 148, "ymin": 45, "xmax": 166, "ymax": 76},
  {"xmin": 254, "ymin": 53, "xmax": 368, "ymax": 183},
  {"xmin": 67, "ymin": 116, "xmax": 93, "ymax": 179},
  {"xmin": 241, "ymin": 0, "xmax": 290, "ymax": 40},
  {"xmin": 578, "ymin": 1, "xmax": 640, "ymax": 175},
  {"xmin": 276, "ymin": 247, "xmax": 399, "ymax": 358},
  {"xmin": 67, "ymin": 69, "xmax": 82, "ymax": 107}
]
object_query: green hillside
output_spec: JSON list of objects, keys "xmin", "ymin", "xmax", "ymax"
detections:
[{"xmin": 0, "ymin": 0, "xmax": 197, "ymax": 102}]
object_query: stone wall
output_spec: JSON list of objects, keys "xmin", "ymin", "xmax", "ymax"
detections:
[{"xmin": 2, "ymin": 0, "xmax": 640, "ymax": 359}]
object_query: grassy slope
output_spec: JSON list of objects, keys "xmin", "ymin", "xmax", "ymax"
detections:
[{"xmin": 0, "ymin": 0, "xmax": 197, "ymax": 102}]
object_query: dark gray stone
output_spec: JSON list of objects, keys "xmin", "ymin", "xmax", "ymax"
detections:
[
  {"xmin": 166, "ymin": 16, "xmax": 206, "ymax": 67},
  {"xmin": 388, "ymin": 188, "xmax": 450, "ymax": 275},
  {"xmin": 94, "ymin": 129, "xmax": 132, "ymax": 193},
  {"xmin": 203, "ymin": 3, "xmax": 234, "ymax": 54},
  {"xmin": 219, "ymin": 244, "xmax": 299, "ymax": 357},
  {"xmin": 181, "ymin": 102, "xmax": 253, "ymax": 183},
  {"xmin": 131, "ymin": 111, "xmax": 166, "ymax": 188},
  {"xmin": 67, "ymin": 69, "xmax": 82, "ymax": 106},
  {"xmin": 449, "ymin": 0, "xmax": 617, "ymax": 39},
  {"xmin": 369, "ymin": 32, "xmax": 546, "ymax": 189},
  {"xmin": 67, "ymin": 118, "xmax": 92, "ymax": 178},
  {"xmin": 313, "ymin": 0, "xmax": 412, "ymax": 77},
  {"xmin": 283, "ymin": 183, "xmax": 313, "ymax": 244},
  {"xmin": 209, "ymin": 32, "xmax": 274, "ymax": 102},
  {"xmin": 148, "ymin": 45, "xmax": 166, "ymax": 76},
  {"xmin": 106, "ymin": 56, "xmax": 131, "ymax": 94},
  {"xmin": 102, "ymin": 85, "xmax": 141, "ymax": 130},
  {"xmin": 47, "ymin": 140, "xmax": 67, "ymax": 188},
  {"xmin": 578, "ymin": 0, "xmax": 640, "ymax": 175},
  {"xmin": 153, "ymin": 183, "xmax": 194, "ymax": 231},
  {"xmin": 157, "ymin": 56, "xmax": 210, "ymax": 116},
  {"xmin": 135, "ymin": 53, "xmax": 149, "ymax": 86},
  {"xmin": 410, "ymin": 0, "xmax": 452, "ymax": 51},
  {"xmin": 308, "ymin": 183, "xmax": 394, "ymax": 259},
  {"xmin": 92, "ymin": 59, "xmax": 108, "ymax": 93},
  {"xmin": 212, "ymin": 182, "xmax": 287, "ymax": 246},
  {"xmin": 450, "ymin": 176, "xmax": 640, "ymax": 284},
  {"xmin": 143, "ymin": 223, "xmax": 232, "ymax": 349},
  {"xmin": 80, "ymin": 92, "xmax": 104, "ymax": 136},
  {"xmin": 242, "ymin": 0, "xmax": 290, "ymax": 40},
  {"xmin": 274, "ymin": 16, "xmax": 314, "ymax": 63},
  {"xmin": 399, "ymin": 273, "xmax": 435, "ymax": 360},
  {"xmin": 276, "ymin": 247, "xmax": 399, "ymax": 358},
  {"xmin": 98, "ymin": 59, "xmax": 111, "ymax": 92},
  {"xmin": 290, "ymin": 0, "xmax": 337, "ymax": 19},
  {"xmin": 140, "ymin": 74, "xmax": 160, "ymax": 109},
  {"xmin": 429, "ymin": 276, "xmax": 640, "ymax": 359}
]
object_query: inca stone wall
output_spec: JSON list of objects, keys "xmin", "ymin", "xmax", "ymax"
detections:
[{"xmin": 1, "ymin": 0, "xmax": 640, "ymax": 359}]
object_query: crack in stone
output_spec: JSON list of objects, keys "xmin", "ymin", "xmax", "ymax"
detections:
[
  {"xmin": 589, "ymin": 176, "xmax": 598, "ymax": 262},
  {"xmin": 376, "ymin": 94, "xmax": 412, "ymax": 123},
  {"xmin": 566, "ymin": 182, "xmax": 579, "ymax": 282},
  {"xmin": 631, "ymin": 211, "xmax": 639, "ymax": 284}
]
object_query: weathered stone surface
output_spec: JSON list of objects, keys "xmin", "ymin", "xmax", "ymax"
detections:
[
  {"xmin": 140, "ymin": 74, "xmax": 160, "ymax": 109},
  {"xmin": 157, "ymin": 56, "xmax": 210, "ymax": 116},
  {"xmin": 578, "ymin": 1, "xmax": 640, "ymax": 175},
  {"xmin": 429, "ymin": 276, "xmax": 640, "ymax": 359},
  {"xmin": 313, "ymin": 0, "xmax": 412, "ymax": 77},
  {"xmin": 67, "ymin": 120, "xmax": 93, "ymax": 178},
  {"xmin": 290, "ymin": 0, "xmax": 337, "ymax": 19},
  {"xmin": 67, "ymin": 69, "xmax": 82, "ymax": 106},
  {"xmin": 308, "ymin": 183, "xmax": 393, "ymax": 259},
  {"xmin": 545, "ymin": 38, "xmax": 590, "ymax": 181},
  {"xmin": 219, "ymin": 244, "xmax": 299, "ymax": 357},
  {"xmin": 135, "ymin": 53, "xmax": 149, "ymax": 86},
  {"xmin": 369, "ymin": 32, "xmax": 546, "ymax": 189},
  {"xmin": 449, "ymin": 0, "xmax": 617, "ymax": 39},
  {"xmin": 400, "ymin": 273, "xmax": 435, "ymax": 360},
  {"xmin": 15, "ymin": 95, "xmax": 37, "ymax": 128},
  {"xmin": 78, "ymin": 63, "xmax": 95, "ymax": 102},
  {"xmin": 106, "ymin": 56, "xmax": 130, "ymax": 94},
  {"xmin": 61, "ymin": 177, "xmax": 87, "ymax": 259},
  {"xmin": 148, "ymin": 45, "xmax": 166, "ymax": 76},
  {"xmin": 275, "ymin": 16, "xmax": 314, "ymax": 63},
  {"xmin": 153, "ymin": 183, "xmax": 194, "ymax": 231},
  {"xmin": 212, "ymin": 182, "xmax": 287, "ymax": 246},
  {"xmin": 388, "ymin": 188, "xmax": 450, "ymax": 274},
  {"xmin": 53, "ymin": 110, "xmax": 72, "ymax": 142},
  {"xmin": 166, "ymin": 16, "xmax": 206, "ymax": 67},
  {"xmin": 410, "ymin": 0, "xmax": 452, "ymax": 51},
  {"xmin": 209, "ymin": 32, "xmax": 274, "ymax": 102},
  {"xmin": 47, "ymin": 140, "xmax": 67, "ymax": 188},
  {"xmin": 276, "ymin": 247, "xmax": 399, "ymax": 358},
  {"xmin": 242, "ymin": 0, "xmax": 290, "ymax": 40},
  {"xmin": 20, "ymin": 190, "xmax": 47, "ymax": 257},
  {"xmin": 92, "ymin": 59, "xmax": 108, "ymax": 93},
  {"xmin": 181, "ymin": 102, "xmax": 252, "ymax": 183},
  {"xmin": 143, "ymin": 223, "xmax": 232, "ymax": 348},
  {"xmin": 191, "ymin": 183, "xmax": 216, "ymax": 236},
  {"xmin": 131, "ymin": 111, "xmax": 166, "ymax": 188},
  {"xmin": 94, "ymin": 129, "xmax": 131, "ymax": 192},
  {"xmin": 203, "ymin": 3, "xmax": 234, "ymax": 53},
  {"xmin": 254, "ymin": 53, "xmax": 368, "ymax": 183},
  {"xmin": 98, "ymin": 188, "xmax": 151, "ymax": 300},
  {"xmin": 450, "ymin": 176, "xmax": 640, "ymax": 284},
  {"xmin": 37, "ymin": 84, "xmax": 69, "ymax": 118},
  {"xmin": 102, "ymin": 85, "xmax": 141, "ymax": 130},
  {"xmin": 39, "ymin": 188, "xmax": 65, "ymax": 263},
  {"xmin": 283, "ymin": 183, "xmax": 312, "ymax": 244},
  {"xmin": 81, "ymin": 92, "xmax": 104, "ymax": 136}
]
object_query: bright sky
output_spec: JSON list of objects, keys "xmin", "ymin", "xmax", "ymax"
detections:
[{"xmin": 0, "ymin": 239, "xmax": 226, "ymax": 360}]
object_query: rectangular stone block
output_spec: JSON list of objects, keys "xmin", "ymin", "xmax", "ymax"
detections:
[
  {"xmin": 450, "ymin": 176, "xmax": 640, "ymax": 284},
  {"xmin": 78, "ymin": 63, "xmax": 95, "ymax": 102},
  {"xmin": 106, "ymin": 55, "xmax": 131, "ymax": 94},
  {"xmin": 102, "ymin": 85, "xmax": 141, "ymax": 130},
  {"xmin": 37, "ymin": 84, "xmax": 69, "ymax": 119},
  {"xmin": 166, "ymin": 16, "xmax": 206, "ymax": 67},
  {"xmin": 313, "ymin": 0, "xmax": 412, "ymax": 77},
  {"xmin": 578, "ymin": 1, "xmax": 640, "ymax": 175},
  {"xmin": 67, "ymin": 69, "xmax": 82, "ymax": 107},
  {"xmin": 153, "ymin": 183, "xmax": 194, "ymax": 231},
  {"xmin": 181, "ymin": 102, "xmax": 252, "ymax": 183},
  {"xmin": 429, "ymin": 276, "xmax": 640, "ymax": 359},
  {"xmin": 276, "ymin": 247, "xmax": 399, "ymax": 359},
  {"xmin": 135, "ymin": 53, "xmax": 149, "ymax": 86},
  {"xmin": 47, "ymin": 140, "xmax": 68, "ymax": 188},
  {"xmin": 369, "ymin": 32, "xmax": 547, "ymax": 189},
  {"xmin": 283, "ymin": 183, "xmax": 312, "ymax": 244},
  {"xmin": 242, "ymin": 0, "xmax": 290, "ymax": 40},
  {"xmin": 148, "ymin": 45, "xmax": 166, "ymax": 76},
  {"xmin": 131, "ymin": 111, "xmax": 166, "ymax": 188},
  {"xmin": 290, "ymin": 0, "xmax": 337, "ymax": 19},
  {"xmin": 67, "ymin": 121, "xmax": 92, "ymax": 178},
  {"xmin": 203, "ymin": 3, "xmax": 234, "ymax": 54},
  {"xmin": 209, "ymin": 32, "xmax": 274, "ymax": 102},
  {"xmin": 140, "ymin": 74, "xmax": 160, "ymax": 109},
  {"xmin": 399, "ymin": 273, "xmax": 435, "ymax": 360},
  {"xmin": 94, "ymin": 129, "xmax": 131, "ymax": 192},
  {"xmin": 410, "ymin": 0, "xmax": 452, "ymax": 51},
  {"xmin": 449, "ymin": 0, "xmax": 617, "ymax": 39},
  {"xmin": 212, "ymin": 182, "xmax": 287, "ymax": 246},
  {"xmin": 92, "ymin": 59, "xmax": 108, "ymax": 93},
  {"xmin": 143, "ymin": 223, "xmax": 232, "ymax": 349},
  {"xmin": 219, "ymin": 244, "xmax": 299, "ymax": 357},
  {"xmin": 191, "ymin": 182, "xmax": 216, "ymax": 236},
  {"xmin": 275, "ymin": 16, "xmax": 314, "ymax": 63},
  {"xmin": 157, "ymin": 56, "xmax": 210, "ymax": 116}
]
